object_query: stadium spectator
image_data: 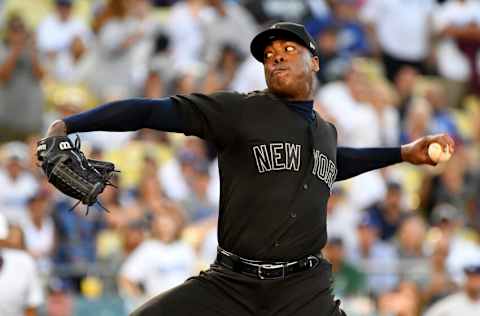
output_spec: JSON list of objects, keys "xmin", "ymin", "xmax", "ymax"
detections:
[
  {"xmin": 165, "ymin": 0, "xmax": 207, "ymax": 73},
  {"xmin": 394, "ymin": 66, "xmax": 419, "ymax": 123},
  {"xmin": 19, "ymin": 190, "xmax": 55, "ymax": 275},
  {"xmin": 429, "ymin": 203, "xmax": 480, "ymax": 284},
  {"xmin": 202, "ymin": 0, "xmax": 257, "ymax": 68},
  {"xmin": 432, "ymin": 0, "xmax": 480, "ymax": 105},
  {"xmin": 348, "ymin": 215, "xmax": 399, "ymax": 295},
  {"xmin": 400, "ymin": 97, "xmax": 433, "ymax": 144},
  {"xmin": 324, "ymin": 237, "xmax": 367, "ymax": 298},
  {"xmin": 424, "ymin": 264, "xmax": 480, "ymax": 316},
  {"xmin": 313, "ymin": 25, "xmax": 352, "ymax": 84},
  {"xmin": 0, "ymin": 1, "xmax": 478, "ymax": 314},
  {"xmin": 306, "ymin": 0, "xmax": 370, "ymax": 58},
  {"xmin": 119, "ymin": 210, "xmax": 196, "ymax": 312},
  {"xmin": 422, "ymin": 234, "xmax": 457, "ymax": 307},
  {"xmin": 90, "ymin": 0, "xmax": 146, "ymax": 99},
  {"xmin": 129, "ymin": 0, "xmax": 160, "ymax": 91},
  {"xmin": 426, "ymin": 152, "xmax": 474, "ymax": 217},
  {"xmin": 0, "ymin": 14, "xmax": 45, "ymax": 141},
  {"xmin": 159, "ymin": 137, "xmax": 210, "ymax": 202},
  {"xmin": 203, "ymin": 45, "xmax": 244, "ymax": 93},
  {"xmin": 318, "ymin": 62, "xmax": 392, "ymax": 210},
  {"xmin": 366, "ymin": 80, "xmax": 400, "ymax": 146},
  {"xmin": 395, "ymin": 215, "xmax": 430, "ymax": 285},
  {"xmin": 425, "ymin": 82, "xmax": 461, "ymax": 139},
  {"xmin": 0, "ymin": 142, "xmax": 38, "ymax": 223},
  {"xmin": 229, "ymin": 54, "xmax": 267, "ymax": 92},
  {"xmin": 48, "ymin": 35, "xmax": 93, "ymax": 84},
  {"xmin": 242, "ymin": 0, "xmax": 322, "ymax": 25},
  {"xmin": 36, "ymin": 0, "xmax": 90, "ymax": 60},
  {"xmin": 360, "ymin": 0, "xmax": 435, "ymax": 81},
  {"xmin": 52, "ymin": 197, "xmax": 106, "ymax": 292},
  {"xmin": 377, "ymin": 281, "xmax": 421, "ymax": 316},
  {"xmin": 364, "ymin": 181, "xmax": 409, "ymax": 241},
  {"xmin": 326, "ymin": 186, "xmax": 359, "ymax": 249},
  {"xmin": 181, "ymin": 161, "xmax": 217, "ymax": 223},
  {"xmin": 434, "ymin": 0, "xmax": 480, "ymax": 97},
  {"xmin": 0, "ymin": 213, "xmax": 44, "ymax": 316}
]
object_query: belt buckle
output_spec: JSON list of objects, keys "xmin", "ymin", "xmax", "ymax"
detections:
[{"xmin": 257, "ymin": 263, "xmax": 286, "ymax": 280}]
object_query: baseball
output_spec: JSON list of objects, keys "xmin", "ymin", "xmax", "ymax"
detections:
[{"xmin": 428, "ymin": 142, "xmax": 451, "ymax": 163}]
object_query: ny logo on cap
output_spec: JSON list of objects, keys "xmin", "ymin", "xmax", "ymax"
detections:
[{"xmin": 309, "ymin": 42, "xmax": 315, "ymax": 50}]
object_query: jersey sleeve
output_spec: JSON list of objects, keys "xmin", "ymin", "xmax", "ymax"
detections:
[
  {"xmin": 172, "ymin": 91, "xmax": 244, "ymax": 149},
  {"xmin": 336, "ymin": 147, "xmax": 402, "ymax": 181}
]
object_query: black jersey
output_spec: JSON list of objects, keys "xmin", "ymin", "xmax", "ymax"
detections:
[{"xmin": 172, "ymin": 90, "xmax": 337, "ymax": 261}]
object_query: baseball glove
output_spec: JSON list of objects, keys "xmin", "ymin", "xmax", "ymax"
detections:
[{"xmin": 37, "ymin": 135, "xmax": 117, "ymax": 212}]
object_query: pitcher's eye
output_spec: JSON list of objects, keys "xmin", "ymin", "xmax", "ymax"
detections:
[
  {"xmin": 264, "ymin": 52, "xmax": 274, "ymax": 60},
  {"xmin": 285, "ymin": 46, "xmax": 295, "ymax": 52}
]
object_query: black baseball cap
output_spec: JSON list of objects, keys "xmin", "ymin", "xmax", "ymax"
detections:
[{"xmin": 250, "ymin": 22, "xmax": 319, "ymax": 63}]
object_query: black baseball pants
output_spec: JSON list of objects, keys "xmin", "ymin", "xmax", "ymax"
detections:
[{"xmin": 130, "ymin": 258, "xmax": 346, "ymax": 316}]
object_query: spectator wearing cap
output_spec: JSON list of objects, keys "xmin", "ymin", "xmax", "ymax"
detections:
[
  {"xmin": 19, "ymin": 190, "xmax": 55, "ymax": 275},
  {"xmin": 0, "ymin": 213, "xmax": 44, "ymax": 316},
  {"xmin": 0, "ymin": 142, "xmax": 39, "ymax": 223},
  {"xmin": 324, "ymin": 236, "xmax": 366, "ymax": 298},
  {"xmin": 348, "ymin": 214, "xmax": 399, "ymax": 295},
  {"xmin": 430, "ymin": 203, "xmax": 480, "ymax": 285},
  {"xmin": 311, "ymin": 25, "xmax": 350, "ymax": 84},
  {"xmin": 424, "ymin": 264, "xmax": 480, "ymax": 316},
  {"xmin": 36, "ymin": 0, "xmax": 90, "ymax": 60},
  {"xmin": 364, "ymin": 181, "xmax": 409, "ymax": 241},
  {"xmin": 0, "ymin": 13, "xmax": 45, "ymax": 141}
]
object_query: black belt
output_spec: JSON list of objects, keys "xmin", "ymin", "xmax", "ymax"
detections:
[{"xmin": 215, "ymin": 247, "xmax": 320, "ymax": 280}]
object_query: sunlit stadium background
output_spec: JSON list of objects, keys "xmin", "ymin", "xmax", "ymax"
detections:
[{"xmin": 0, "ymin": 0, "xmax": 479, "ymax": 315}]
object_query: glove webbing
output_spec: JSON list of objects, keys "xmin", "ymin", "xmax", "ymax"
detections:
[{"xmin": 51, "ymin": 160, "xmax": 103, "ymax": 206}]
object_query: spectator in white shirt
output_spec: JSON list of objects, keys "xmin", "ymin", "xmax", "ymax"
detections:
[
  {"xmin": 0, "ymin": 213, "xmax": 44, "ymax": 316},
  {"xmin": 36, "ymin": 0, "xmax": 90, "ymax": 60},
  {"xmin": 119, "ymin": 209, "xmax": 196, "ymax": 312},
  {"xmin": 0, "ymin": 142, "xmax": 38, "ymax": 223},
  {"xmin": 19, "ymin": 190, "xmax": 55, "ymax": 275},
  {"xmin": 166, "ymin": 0, "xmax": 208, "ymax": 73},
  {"xmin": 361, "ymin": 0, "xmax": 435, "ymax": 81},
  {"xmin": 432, "ymin": 0, "xmax": 480, "ymax": 104},
  {"xmin": 424, "ymin": 264, "xmax": 480, "ymax": 316}
]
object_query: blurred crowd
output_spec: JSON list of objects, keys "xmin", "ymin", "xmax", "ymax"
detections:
[{"xmin": 0, "ymin": 0, "xmax": 479, "ymax": 315}]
